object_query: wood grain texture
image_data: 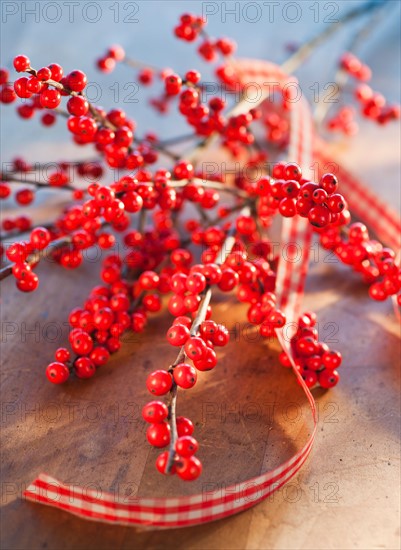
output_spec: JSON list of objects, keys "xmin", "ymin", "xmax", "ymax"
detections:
[{"xmin": 1, "ymin": 246, "xmax": 400, "ymax": 550}]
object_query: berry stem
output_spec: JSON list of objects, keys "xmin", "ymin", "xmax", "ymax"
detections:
[{"xmin": 165, "ymin": 207, "xmax": 248, "ymax": 472}]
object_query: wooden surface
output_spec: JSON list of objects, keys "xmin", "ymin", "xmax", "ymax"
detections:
[{"xmin": 1, "ymin": 246, "xmax": 400, "ymax": 549}]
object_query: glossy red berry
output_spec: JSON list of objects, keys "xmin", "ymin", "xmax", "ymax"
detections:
[
  {"xmin": 48, "ymin": 63, "xmax": 64, "ymax": 81},
  {"xmin": 40, "ymin": 89, "xmax": 61, "ymax": 109},
  {"xmin": 13, "ymin": 55, "xmax": 30, "ymax": 72},
  {"xmin": 70, "ymin": 331, "xmax": 93, "ymax": 356},
  {"xmin": 167, "ymin": 324, "xmax": 190, "ymax": 346},
  {"xmin": 93, "ymin": 307, "xmax": 114, "ymax": 330},
  {"xmin": 320, "ymin": 173, "xmax": 338, "ymax": 194},
  {"xmin": 301, "ymin": 369, "xmax": 318, "ymax": 388},
  {"xmin": 138, "ymin": 270, "xmax": 160, "ymax": 290},
  {"xmin": 318, "ymin": 369, "xmax": 340, "ymax": 389},
  {"xmin": 46, "ymin": 362, "xmax": 69, "ymax": 384},
  {"xmin": 90, "ymin": 346, "xmax": 110, "ymax": 367},
  {"xmin": 173, "ymin": 363, "xmax": 197, "ymax": 389},
  {"xmin": 30, "ymin": 227, "xmax": 51, "ymax": 250},
  {"xmin": 74, "ymin": 357, "xmax": 96, "ymax": 378},
  {"xmin": 146, "ymin": 370, "xmax": 173, "ymax": 395},
  {"xmin": 55, "ymin": 347, "xmax": 70, "ymax": 363},
  {"xmin": 176, "ymin": 436, "xmax": 199, "ymax": 457},
  {"xmin": 142, "ymin": 401, "xmax": 169, "ymax": 423},
  {"xmin": 184, "ymin": 337, "xmax": 207, "ymax": 360},
  {"xmin": 146, "ymin": 422, "xmax": 171, "ymax": 448},
  {"xmin": 176, "ymin": 416, "xmax": 194, "ymax": 436},
  {"xmin": 67, "ymin": 70, "xmax": 87, "ymax": 92},
  {"xmin": 308, "ymin": 205, "xmax": 331, "ymax": 227},
  {"xmin": 67, "ymin": 96, "xmax": 89, "ymax": 116},
  {"xmin": 176, "ymin": 456, "xmax": 202, "ymax": 481},
  {"xmin": 16, "ymin": 271, "xmax": 39, "ymax": 292},
  {"xmin": 321, "ymin": 350, "xmax": 342, "ymax": 370},
  {"xmin": 185, "ymin": 272, "xmax": 207, "ymax": 294},
  {"xmin": 327, "ymin": 194, "xmax": 346, "ymax": 214}
]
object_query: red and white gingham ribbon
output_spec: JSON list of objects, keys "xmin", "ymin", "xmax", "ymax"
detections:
[{"xmin": 23, "ymin": 58, "xmax": 399, "ymax": 528}]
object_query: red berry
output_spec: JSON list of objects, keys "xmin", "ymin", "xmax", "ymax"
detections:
[
  {"xmin": 93, "ymin": 307, "xmax": 114, "ymax": 330},
  {"xmin": 176, "ymin": 456, "xmax": 202, "ymax": 481},
  {"xmin": 67, "ymin": 96, "xmax": 89, "ymax": 116},
  {"xmin": 320, "ymin": 173, "xmax": 338, "ymax": 194},
  {"xmin": 318, "ymin": 369, "xmax": 340, "ymax": 389},
  {"xmin": 184, "ymin": 337, "xmax": 207, "ymax": 360},
  {"xmin": 37, "ymin": 67, "xmax": 52, "ymax": 81},
  {"xmin": 165, "ymin": 74, "xmax": 182, "ymax": 95},
  {"xmin": 16, "ymin": 271, "xmax": 39, "ymax": 292},
  {"xmin": 46, "ymin": 362, "xmax": 70, "ymax": 384},
  {"xmin": 321, "ymin": 350, "xmax": 342, "ymax": 370},
  {"xmin": 301, "ymin": 369, "xmax": 318, "ymax": 388},
  {"xmin": 156, "ymin": 451, "xmax": 175, "ymax": 475},
  {"xmin": 142, "ymin": 401, "xmax": 169, "ymax": 423},
  {"xmin": 14, "ymin": 77, "xmax": 32, "ymax": 98},
  {"xmin": 176, "ymin": 435, "xmax": 198, "ymax": 457},
  {"xmin": 90, "ymin": 346, "xmax": 110, "ymax": 367},
  {"xmin": 71, "ymin": 331, "xmax": 93, "ymax": 356},
  {"xmin": 218, "ymin": 268, "xmax": 239, "ymax": 291},
  {"xmin": 30, "ymin": 227, "xmax": 51, "ymax": 250},
  {"xmin": 327, "ymin": 194, "xmax": 346, "ymax": 214},
  {"xmin": 16, "ymin": 188, "xmax": 34, "ymax": 205},
  {"xmin": 40, "ymin": 89, "xmax": 61, "ymax": 109},
  {"xmin": 193, "ymin": 347, "xmax": 217, "ymax": 371},
  {"xmin": 13, "ymin": 55, "xmax": 30, "ymax": 72},
  {"xmin": 167, "ymin": 324, "xmax": 190, "ymax": 346},
  {"xmin": 173, "ymin": 363, "xmax": 197, "ymax": 389},
  {"xmin": 67, "ymin": 70, "xmax": 87, "ymax": 92},
  {"xmin": 74, "ymin": 357, "xmax": 96, "ymax": 378},
  {"xmin": 139, "ymin": 270, "xmax": 160, "ymax": 290},
  {"xmin": 185, "ymin": 271, "xmax": 207, "ymax": 294},
  {"xmin": 146, "ymin": 422, "xmax": 171, "ymax": 448},
  {"xmin": 296, "ymin": 336, "xmax": 318, "ymax": 357},
  {"xmin": 48, "ymin": 63, "xmax": 64, "ymax": 81},
  {"xmin": 308, "ymin": 205, "xmax": 331, "ymax": 227},
  {"xmin": 176, "ymin": 416, "xmax": 194, "ymax": 437},
  {"xmin": 146, "ymin": 370, "xmax": 173, "ymax": 395},
  {"xmin": 55, "ymin": 348, "xmax": 70, "ymax": 363}
]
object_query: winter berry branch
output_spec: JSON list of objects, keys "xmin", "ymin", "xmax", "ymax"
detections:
[{"xmin": 0, "ymin": 6, "xmax": 400, "ymax": 481}]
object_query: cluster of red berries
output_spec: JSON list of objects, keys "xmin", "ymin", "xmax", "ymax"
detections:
[
  {"xmin": 319, "ymin": 222, "xmax": 401, "ymax": 304},
  {"xmin": 327, "ymin": 52, "xmax": 400, "ymax": 134},
  {"xmin": 96, "ymin": 45, "xmax": 125, "ymax": 73},
  {"xmin": 174, "ymin": 13, "xmax": 236, "ymax": 62},
  {"xmin": 143, "ymin": 401, "xmax": 202, "ymax": 481},
  {"xmin": 254, "ymin": 165, "xmax": 348, "ymax": 229},
  {"xmin": 12, "ymin": 55, "xmax": 88, "ymax": 125},
  {"xmin": 279, "ymin": 312, "xmax": 341, "ymax": 389},
  {"xmin": 340, "ymin": 52, "xmax": 372, "ymax": 81},
  {"xmin": 263, "ymin": 111, "xmax": 290, "ymax": 147},
  {"xmin": 1, "ymin": 213, "xmax": 32, "ymax": 235},
  {"xmin": 46, "ymin": 262, "xmax": 163, "ymax": 383},
  {"xmin": 2, "ymin": 14, "xmax": 400, "ymax": 485},
  {"xmin": 5, "ymin": 226, "xmax": 52, "ymax": 291}
]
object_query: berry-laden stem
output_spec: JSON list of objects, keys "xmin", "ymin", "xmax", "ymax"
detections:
[
  {"xmin": 314, "ymin": 0, "xmax": 390, "ymax": 125},
  {"xmin": 166, "ymin": 287, "xmax": 212, "ymax": 471},
  {"xmin": 165, "ymin": 207, "xmax": 248, "ymax": 473},
  {"xmin": 187, "ymin": 0, "xmax": 389, "ymax": 166},
  {"xmin": 0, "ymin": 235, "xmax": 72, "ymax": 281}
]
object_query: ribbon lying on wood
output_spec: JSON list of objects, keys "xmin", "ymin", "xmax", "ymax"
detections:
[{"xmin": 23, "ymin": 58, "xmax": 400, "ymax": 528}]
